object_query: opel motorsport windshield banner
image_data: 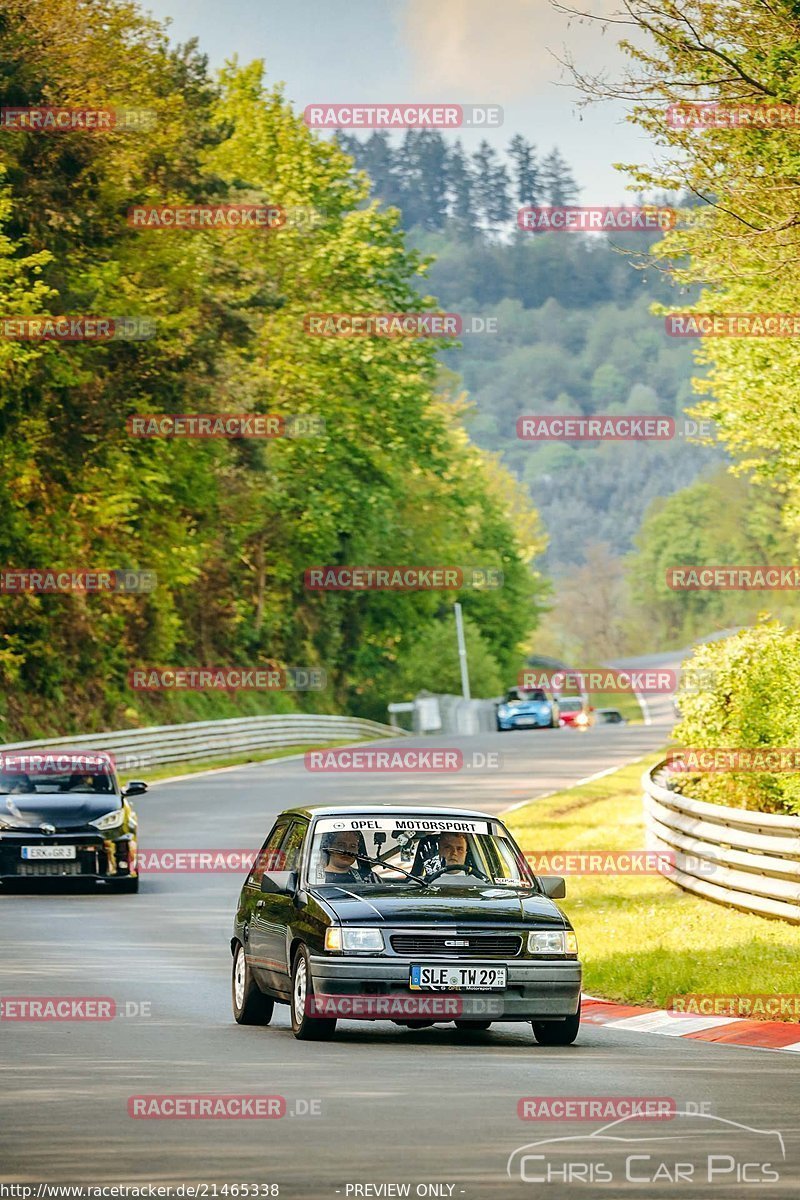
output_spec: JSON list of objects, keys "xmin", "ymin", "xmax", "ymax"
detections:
[{"xmin": 313, "ymin": 816, "xmax": 491, "ymax": 835}]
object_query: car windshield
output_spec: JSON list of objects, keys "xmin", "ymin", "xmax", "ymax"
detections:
[
  {"xmin": 513, "ymin": 689, "xmax": 546, "ymax": 702},
  {"xmin": 0, "ymin": 770, "xmax": 116, "ymax": 795},
  {"xmin": 558, "ymin": 698, "xmax": 583, "ymax": 711},
  {"xmin": 308, "ymin": 816, "xmax": 536, "ymax": 889}
]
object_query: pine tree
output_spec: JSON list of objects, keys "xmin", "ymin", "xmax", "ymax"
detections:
[
  {"xmin": 400, "ymin": 131, "xmax": 449, "ymax": 230},
  {"xmin": 360, "ymin": 131, "xmax": 408, "ymax": 214},
  {"xmin": 540, "ymin": 149, "xmax": 580, "ymax": 206},
  {"xmin": 445, "ymin": 141, "xmax": 477, "ymax": 228},
  {"xmin": 508, "ymin": 134, "xmax": 539, "ymax": 204},
  {"xmin": 471, "ymin": 140, "xmax": 510, "ymax": 230}
]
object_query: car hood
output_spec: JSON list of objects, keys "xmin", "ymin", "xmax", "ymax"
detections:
[
  {"xmin": 1, "ymin": 794, "xmax": 121, "ymax": 829},
  {"xmin": 312, "ymin": 883, "xmax": 566, "ymax": 926},
  {"xmin": 503, "ymin": 700, "xmax": 550, "ymax": 712}
]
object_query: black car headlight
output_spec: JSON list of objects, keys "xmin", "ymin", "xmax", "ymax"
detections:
[
  {"xmin": 89, "ymin": 809, "xmax": 125, "ymax": 833},
  {"xmin": 528, "ymin": 930, "xmax": 578, "ymax": 956},
  {"xmin": 324, "ymin": 927, "xmax": 385, "ymax": 954}
]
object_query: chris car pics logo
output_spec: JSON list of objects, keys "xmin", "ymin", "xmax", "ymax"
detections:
[{"xmin": 507, "ymin": 1112, "xmax": 785, "ymax": 1186}]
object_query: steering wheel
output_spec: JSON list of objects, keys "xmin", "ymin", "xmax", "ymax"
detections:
[{"xmin": 426, "ymin": 862, "xmax": 490, "ymax": 884}]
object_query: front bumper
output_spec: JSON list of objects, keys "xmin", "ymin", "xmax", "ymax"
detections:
[
  {"xmin": 498, "ymin": 713, "xmax": 552, "ymax": 730},
  {"xmin": 308, "ymin": 954, "xmax": 581, "ymax": 1021},
  {"xmin": 0, "ymin": 832, "xmax": 135, "ymax": 880}
]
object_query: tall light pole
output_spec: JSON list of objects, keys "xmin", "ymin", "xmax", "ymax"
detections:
[{"xmin": 453, "ymin": 602, "xmax": 471, "ymax": 701}]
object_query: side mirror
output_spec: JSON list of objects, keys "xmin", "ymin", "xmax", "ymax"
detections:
[
  {"xmin": 260, "ymin": 869, "xmax": 298, "ymax": 895},
  {"xmin": 122, "ymin": 780, "xmax": 148, "ymax": 797},
  {"xmin": 541, "ymin": 875, "xmax": 566, "ymax": 899}
]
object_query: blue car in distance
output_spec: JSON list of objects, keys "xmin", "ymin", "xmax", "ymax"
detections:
[{"xmin": 496, "ymin": 687, "xmax": 560, "ymax": 732}]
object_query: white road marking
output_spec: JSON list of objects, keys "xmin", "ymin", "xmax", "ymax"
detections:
[{"xmin": 608, "ymin": 1011, "xmax": 740, "ymax": 1035}]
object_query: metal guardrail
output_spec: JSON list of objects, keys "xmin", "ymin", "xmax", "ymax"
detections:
[
  {"xmin": 0, "ymin": 714, "xmax": 407, "ymax": 773},
  {"xmin": 643, "ymin": 760, "xmax": 800, "ymax": 923}
]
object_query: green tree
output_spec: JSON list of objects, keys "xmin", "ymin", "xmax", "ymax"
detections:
[{"xmin": 570, "ymin": 0, "xmax": 800, "ymax": 547}]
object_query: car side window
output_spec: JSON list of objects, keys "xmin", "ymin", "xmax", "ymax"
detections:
[
  {"xmin": 247, "ymin": 821, "xmax": 290, "ymax": 888},
  {"xmin": 279, "ymin": 821, "xmax": 308, "ymax": 873}
]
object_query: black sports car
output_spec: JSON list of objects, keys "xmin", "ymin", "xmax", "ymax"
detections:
[
  {"xmin": 231, "ymin": 804, "xmax": 582, "ymax": 1044},
  {"xmin": 0, "ymin": 751, "xmax": 146, "ymax": 891}
]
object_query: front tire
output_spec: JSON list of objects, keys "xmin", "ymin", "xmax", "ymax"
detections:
[
  {"xmin": 532, "ymin": 1001, "xmax": 580, "ymax": 1046},
  {"xmin": 290, "ymin": 945, "xmax": 337, "ymax": 1040},
  {"xmin": 232, "ymin": 941, "xmax": 274, "ymax": 1025}
]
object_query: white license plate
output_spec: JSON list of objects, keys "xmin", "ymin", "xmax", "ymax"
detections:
[
  {"xmin": 410, "ymin": 964, "xmax": 507, "ymax": 991},
  {"xmin": 21, "ymin": 845, "xmax": 76, "ymax": 860},
  {"xmin": 516, "ymin": 716, "xmax": 538, "ymax": 726}
]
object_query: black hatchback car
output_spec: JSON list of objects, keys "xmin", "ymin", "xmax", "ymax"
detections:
[
  {"xmin": 231, "ymin": 804, "xmax": 582, "ymax": 1043},
  {"xmin": 0, "ymin": 751, "xmax": 146, "ymax": 891}
]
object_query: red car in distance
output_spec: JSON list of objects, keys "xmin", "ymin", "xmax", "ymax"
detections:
[{"xmin": 557, "ymin": 696, "xmax": 594, "ymax": 728}]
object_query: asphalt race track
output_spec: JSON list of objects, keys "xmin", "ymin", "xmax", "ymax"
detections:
[{"xmin": 2, "ymin": 696, "xmax": 799, "ymax": 1198}]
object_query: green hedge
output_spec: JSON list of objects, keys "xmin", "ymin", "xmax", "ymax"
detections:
[{"xmin": 673, "ymin": 622, "xmax": 800, "ymax": 814}]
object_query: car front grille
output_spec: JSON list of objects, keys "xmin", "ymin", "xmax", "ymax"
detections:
[
  {"xmin": 0, "ymin": 841, "xmax": 105, "ymax": 878},
  {"xmin": 390, "ymin": 933, "xmax": 522, "ymax": 958},
  {"xmin": 16, "ymin": 860, "xmax": 85, "ymax": 877}
]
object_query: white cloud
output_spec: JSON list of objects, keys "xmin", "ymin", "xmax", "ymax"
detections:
[{"xmin": 401, "ymin": 0, "xmax": 624, "ymax": 99}]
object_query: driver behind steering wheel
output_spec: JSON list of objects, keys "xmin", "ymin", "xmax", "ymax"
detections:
[{"xmin": 428, "ymin": 832, "xmax": 472, "ymax": 878}]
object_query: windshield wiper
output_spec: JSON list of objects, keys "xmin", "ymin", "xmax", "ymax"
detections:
[{"xmin": 351, "ymin": 851, "xmax": 431, "ymax": 888}]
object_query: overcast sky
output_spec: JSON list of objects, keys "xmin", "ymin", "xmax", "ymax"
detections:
[{"xmin": 141, "ymin": 0, "xmax": 658, "ymax": 201}]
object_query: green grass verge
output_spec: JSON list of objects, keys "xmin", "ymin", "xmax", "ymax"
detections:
[
  {"xmin": 118, "ymin": 740, "xmax": 361, "ymax": 786},
  {"xmin": 505, "ymin": 755, "xmax": 800, "ymax": 1019}
]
